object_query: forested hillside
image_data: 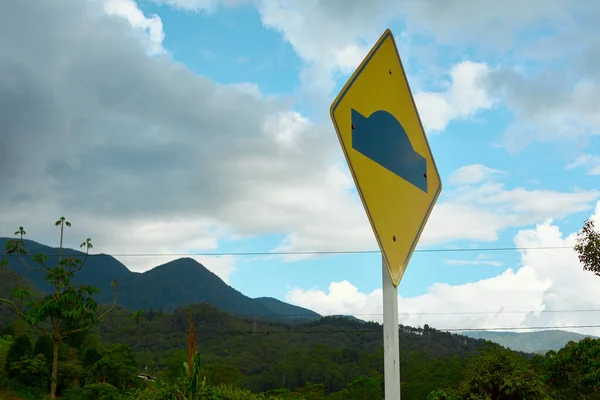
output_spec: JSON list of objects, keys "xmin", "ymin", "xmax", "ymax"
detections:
[
  {"xmin": 3, "ymin": 299, "xmax": 599, "ymax": 400},
  {"xmin": 0, "ymin": 299, "xmax": 492, "ymax": 399},
  {"xmin": 1, "ymin": 231, "xmax": 600, "ymax": 399},
  {"xmin": 96, "ymin": 303, "xmax": 489, "ymax": 393}
]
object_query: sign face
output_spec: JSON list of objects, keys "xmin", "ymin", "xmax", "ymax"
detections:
[{"xmin": 330, "ymin": 29, "xmax": 442, "ymax": 287}]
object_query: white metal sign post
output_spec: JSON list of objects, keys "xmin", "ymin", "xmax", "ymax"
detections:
[{"xmin": 383, "ymin": 257, "xmax": 401, "ymax": 399}]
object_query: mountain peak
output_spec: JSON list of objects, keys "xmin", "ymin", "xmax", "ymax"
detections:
[{"xmin": 0, "ymin": 238, "xmax": 319, "ymax": 322}]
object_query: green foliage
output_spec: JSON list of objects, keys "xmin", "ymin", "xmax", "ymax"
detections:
[
  {"xmin": 164, "ymin": 350, "xmax": 188, "ymax": 383},
  {"xmin": 544, "ymin": 337, "xmax": 600, "ymax": 399},
  {"xmin": 203, "ymin": 364, "xmax": 244, "ymax": 387},
  {"xmin": 81, "ymin": 382, "xmax": 122, "ymax": 400},
  {"xmin": 575, "ymin": 219, "xmax": 600, "ymax": 277},
  {"xmin": 3, "ymin": 228, "xmax": 600, "ymax": 400},
  {"xmin": 83, "ymin": 348, "xmax": 103, "ymax": 368},
  {"xmin": 0, "ymin": 219, "xmax": 123, "ymax": 400},
  {"xmin": 336, "ymin": 375, "xmax": 381, "ymax": 399},
  {"xmin": 7, "ymin": 353, "xmax": 50, "ymax": 389},
  {"xmin": 215, "ymin": 384, "xmax": 291, "ymax": 400},
  {"xmin": 88, "ymin": 344, "xmax": 140, "ymax": 392},
  {"xmin": 0, "ymin": 337, "xmax": 11, "ymax": 368},
  {"xmin": 34, "ymin": 335, "xmax": 54, "ymax": 364},
  {"xmin": 427, "ymin": 389, "xmax": 454, "ymax": 400},
  {"xmin": 0, "ymin": 319, "xmax": 33, "ymax": 342},
  {"xmin": 4, "ymin": 335, "xmax": 32, "ymax": 376},
  {"xmin": 441, "ymin": 345, "xmax": 551, "ymax": 399}
]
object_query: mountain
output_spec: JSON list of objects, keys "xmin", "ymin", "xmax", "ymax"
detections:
[
  {"xmin": 253, "ymin": 297, "xmax": 320, "ymax": 321},
  {"xmin": 0, "ymin": 268, "xmax": 38, "ymax": 328},
  {"xmin": 0, "ymin": 238, "xmax": 320, "ymax": 323},
  {"xmin": 461, "ymin": 329, "xmax": 597, "ymax": 353},
  {"xmin": 252, "ymin": 297, "xmax": 358, "ymax": 322},
  {"xmin": 328, "ymin": 314, "xmax": 365, "ymax": 322}
]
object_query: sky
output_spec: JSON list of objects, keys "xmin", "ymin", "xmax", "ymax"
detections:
[{"xmin": 2, "ymin": 0, "xmax": 600, "ymax": 335}]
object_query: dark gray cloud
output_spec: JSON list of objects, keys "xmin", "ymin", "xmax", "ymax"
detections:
[
  {"xmin": 0, "ymin": 0, "xmax": 382, "ymax": 274},
  {"xmin": 0, "ymin": 0, "xmax": 340, "ymax": 234},
  {"xmin": 3, "ymin": 0, "xmax": 599, "ymax": 275}
]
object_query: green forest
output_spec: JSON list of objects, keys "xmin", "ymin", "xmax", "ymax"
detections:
[{"xmin": 0, "ymin": 218, "xmax": 599, "ymax": 400}]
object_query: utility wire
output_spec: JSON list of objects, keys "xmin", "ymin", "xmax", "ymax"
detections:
[
  {"xmin": 105, "ymin": 308, "xmax": 600, "ymax": 318},
  {"xmin": 103, "ymin": 324, "xmax": 600, "ymax": 334},
  {"xmin": 1, "ymin": 245, "xmax": 575, "ymax": 257}
]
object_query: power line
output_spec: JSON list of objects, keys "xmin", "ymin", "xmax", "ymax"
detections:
[
  {"xmin": 1, "ymin": 245, "xmax": 575, "ymax": 257},
  {"xmin": 104, "ymin": 308, "xmax": 600, "ymax": 318},
  {"xmin": 263, "ymin": 308, "xmax": 600, "ymax": 317},
  {"xmin": 394, "ymin": 308, "xmax": 600, "ymax": 316},
  {"xmin": 102, "ymin": 324, "xmax": 600, "ymax": 334}
]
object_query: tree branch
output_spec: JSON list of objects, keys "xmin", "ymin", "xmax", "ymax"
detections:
[
  {"xmin": 61, "ymin": 323, "xmax": 95, "ymax": 338},
  {"xmin": 0, "ymin": 297, "xmax": 48, "ymax": 335},
  {"xmin": 15, "ymin": 250, "xmax": 45, "ymax": 272},
  {"xmin": 98, "ymin": 283, "xmax": 119, "ymax": 321},
  {"xmin": 69, "ymin": 249, "xmax": 89, "ymax": 274}
]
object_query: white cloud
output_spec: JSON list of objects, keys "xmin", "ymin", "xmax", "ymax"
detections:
[
  {"xmin": 135, "ymin": 1, "xmax": 508, "ymax": 136},
  {"xmin": 444, "ymin": 254, "xmax": 504, "ymax": 267},
  {"xmin": 414, "ymin": 62, "xmax": 495, "ymax": 132},
  {"xmin": 486, "ymin": 74, "xmax": 600, "ymax": 152},
  {"xmin": 156, "ymin": 0, "xmax": 600, "ymax": 149},
  {"xmin": 103, "ymin": 0, "xmax": 165, "ymax": 55},
  {"xmin": 4, "ymin": 0, "xmax": 600, "ymax": 286},
  {"xmin": 407, "ymin": 3, "xmax": 600, "ymax": 151},
  {"xmin": 250, "ymin": 2, "xmax": 498, "ymax": 131},
  {"xmin": 155, "ymin": 0, "xmax": 389, "ymax": 96},
  {"xmin": 0, "ymin": 0, "xmax": 347, "ymax": 275},
  {"xmin": 287, "ymin": 201, "xmax": 600, "ymax": 335},
  {"xmin": 399, "ymin": 0, "xmax": 575, "ymax": 47},
  {"xmin": 6, "ymin": 212, "xmax": 237, "ymax": 282},
  {"xmin": 189, "ymin": 255, "xmax": 237, "ymax": 283},
  {"xmin": 567, "ymin": 154, "xmax": 600, "ymax": 175},
  {"xmin": 254, "ymin": 0, "xmax": 390, "ymax": 96},
  {"xmin": 287, "ymin": 280, "xmax": 380, "ymax": 317},
  {"xmin": 448, "ymin": 164, "xmax": 505, "ymax": 185},
  {"xmin": 421, "ymin": 179, "xmax": 599, "ymax": 245},
  {"xmin": 150, "ymin": 0, "xmax": 248, "ymax": 13},
  {"xmin": 273, "ymin": 162, "xmax": 599, "ymax": 256}
]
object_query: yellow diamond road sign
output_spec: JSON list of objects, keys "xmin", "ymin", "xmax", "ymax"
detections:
[{"xmin": 329, "ymin": 29, "xmax": 442, "ymax": 287}]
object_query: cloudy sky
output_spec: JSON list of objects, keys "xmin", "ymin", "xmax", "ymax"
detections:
[{"xmin": 2, "ymin": 0, "xmax": 600, "ymax": 335}]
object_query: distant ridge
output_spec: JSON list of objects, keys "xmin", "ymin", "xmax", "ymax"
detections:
[
  {"xmin": 460, "ymin": 329, "xmax": 597, "ymax": 353},
  {"xmin": 326, "ymin": 315, "xmax": 366, "ymax": 323},
  {"xmin": 0, "ymin": 238, "xmax": 320, "ymax": 323}
]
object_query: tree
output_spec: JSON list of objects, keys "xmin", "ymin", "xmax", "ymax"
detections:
[
  {"xmin": 34, "ymin": 334, "xmax": 54, "ymax": 363},
  {"xmin": 4, "ymin": 334, "xmax": 33, "ymax": 376},
  {"xmin": 448, "ymin": 345, "xmax": 551, "ymax": 399},
  {"xmin": 574, "ymin": 219, "xmax": 600, "ymax": 276},
  {"xmin": 0, "ymin": 218, "xmax": 119, "ymax": 400},
  {"xmin": 89, "ymin": 344, "xmax": 139, "ymax": 391},
  {"xmin": 343, "ymin": 375, "xmax": 382, "ymax": 400},
  {"xmin": 545, "ymin": 338, "xmax": 600, "ymax": 399},
  {"xmin": 8, "ymin": 353, "xmax": 50, "ymax": 389},
  {"xmin": 427, "ymin": 389, "xmax": 454, "ymax": 400}
]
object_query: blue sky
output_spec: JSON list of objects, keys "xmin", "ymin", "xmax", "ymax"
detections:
[
  {"xmin": 140, "ymin": 0, "xmax": 600, "ymax": 329},
  {"xmin": 135, "ymin": 2, "xmax": 586, "ymax": 293},
  {"xmin": 3, "ymin": 0, "xmax": 600, "ymax": 334}
]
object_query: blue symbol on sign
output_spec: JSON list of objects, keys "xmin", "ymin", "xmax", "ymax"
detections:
[{"xmin": 351, "ymin": 109, "xmax": 428, "ymax": 193}]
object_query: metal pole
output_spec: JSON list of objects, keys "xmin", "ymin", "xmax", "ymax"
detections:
[{"xmin": 382, "ymin": 256, "xmax": 401, "ymax": 399}]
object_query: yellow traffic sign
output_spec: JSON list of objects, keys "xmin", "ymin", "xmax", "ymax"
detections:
[{"xmin": 329, "ymin": 29, "xmax": 442, "ymax": 287}]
